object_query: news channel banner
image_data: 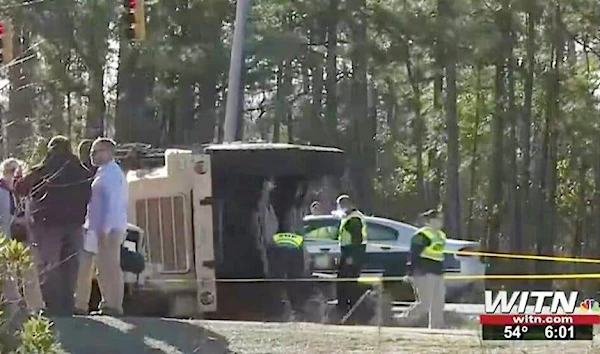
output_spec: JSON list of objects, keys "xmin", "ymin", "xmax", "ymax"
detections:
[{"xmin": 481, "ymin": 291, "xmax": 599, "ymax": 341}]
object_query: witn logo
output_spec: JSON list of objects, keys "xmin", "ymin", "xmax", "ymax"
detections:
[
  {"xmin": 484, "ymin": 291, "xmax": 579, "ymax": 314},
  {"xmin": 579, "ymin": 298, "xmax": 600, "ymax": 312}
]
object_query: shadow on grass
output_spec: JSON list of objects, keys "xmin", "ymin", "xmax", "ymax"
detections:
[{"xmin": 52, "ymin": 316, "xmax": 231, "ymax": 354}]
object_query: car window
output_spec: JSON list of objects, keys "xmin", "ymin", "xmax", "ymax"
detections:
[
  {"xmin": 303, "ymin": 218, "xmax": 340, "ymax": 240},
  {"xmin": 395, "ymin": 224, "xmax": 417, "ymax": 242},
  {"xmin": 366, "ymin": 222, "xmax": 399, "ymax": 241}
]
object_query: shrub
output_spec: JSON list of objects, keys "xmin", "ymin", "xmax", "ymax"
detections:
[{"xmin": 0, "ymin": 237, "xmax": 61, "ymax": 353}]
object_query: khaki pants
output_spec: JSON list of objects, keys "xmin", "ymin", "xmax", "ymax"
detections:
[
  {"xmin": 75, "ymin": 230, "xmax": 125, "ymax": 314},
  {"xmin": 2, "ymin": 245, "xmax": 45, "ymax": 312},
  {"xmin": 403, "ymin": 273, "xmax": 445, "ymax": 329},
  {"xmin": 74, "ymin": 250, "xmax": 96, "ymax": 312}
]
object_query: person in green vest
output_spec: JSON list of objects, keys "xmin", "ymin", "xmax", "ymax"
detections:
[
  {"xmin": 269, "ymin": 229, "xmax": 308, "ymax": 320},
  {"xmin": 335, "ymin": 194, "xmax": 367, "ymax": 315},
  {"xmin": 398, "ymin": 208, "xmax": 447, "ymax": 329}
]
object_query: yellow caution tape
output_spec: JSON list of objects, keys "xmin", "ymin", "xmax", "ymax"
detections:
[
  {"xmin": 367, "ymin": 242, "xmax": 600, "ymax": 264},
  {"xmin": 445, "ymin": 249, "xmax": 600, "ymax": 264},
  {"xmin": 142, "ymin": 272, "xmax": 600, "ymax": 284},
  {"xmin": 444, "ymin": 273, "xmax": 600, "ymax": 280},
  {"xmin": 136, "ymin": 243, "xmax": 600, "ymax": 286},
  {"xmin": 357, "ymin": 276, "xmax": 383, "ymax": 284}
]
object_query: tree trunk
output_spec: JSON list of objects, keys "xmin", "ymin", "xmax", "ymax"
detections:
[
  {"xmin": 487, "ymin": 59, "xmax": 506, "ymax": 254},
  {"xmin": 325, "ymin": 0, "xmax": 339, "ymax": 146},
  {"xmin": 8, "ymin": 24, "xmax": 34, "ymax": 154},
  {"xmin": 439, "ymin": 0, "xmax": 461, "ymax": 237},
  {"xmin": 429, "ymin": 0, "xmax": 446, "ymax": 211},
  {"xmin": 535, "ymin": 6, "xmax": 562, "ymax": 284},
  {"xmin": 348, "ymin": 0, "xmax": 373, "ymax": 211},
  {"xmin": 574, "ymin": 156, "xmax": 586, "ymax": 258},
  {"xmin": 85, "ymin": 69, "xmax": 106, "ymax": 138},
  {"xmin": 170, "ymin": 80, "xmax": 192, "ymax": 144},
  {"xmin": 520, "ymin": 4, "xmax": 536, "ymax": 253},
  {"xmin": 235, "ymin": 57, "xmax": 247, "ymax": 141},
  {"xmin": 466, "ymin": 63, "xmax": 483, "ymax": 239},
  {"xmin": 505, "ymin": 8, "xmax": 521, "ymax": 253},
  {"xmin": 197, "ymin": 75, "xmax": 219, "ymax": 144},
  {"xmin": 115, "ymin": 41, "xmax": 159, "ymax": 144},
  {"xmin": 405, "ymin": 51, "xmax": 425, "ymax": 210},
  {"xmin": 283, "ymin": 57, "xmax": 294, "ymax": 143},
  {"xmin": 273, "ymin": 62, "xmax": 284, "ymax": 143},
  {"xmin": 309, "ymin": 19, "xmax": 325, "ymax": 145}
]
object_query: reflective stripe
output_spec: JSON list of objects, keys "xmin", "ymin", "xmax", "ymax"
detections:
[
  {"xmin": 416, "ymin": 226, "xmax": 446, "ymax": 262},
  {"xmin": 273, "ymin": 232, "xmax": 304, "ymax": 249},
  {"xmin": 358, "ymin": 276, "xmax": 381, "ymax": 284},
  {"xmin": 338, "ymin": 211, "xmax": 367, "ymax": 246}
]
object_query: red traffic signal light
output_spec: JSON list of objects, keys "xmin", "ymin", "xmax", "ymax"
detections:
[
  {"xmin": 124, "ymin": 0, "xmax": 145, "ymax": 41},
  {"xmin": 0, "ymin": 20, "xmax": 13, "ymax": 64}
]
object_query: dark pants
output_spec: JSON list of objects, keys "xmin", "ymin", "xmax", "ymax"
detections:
[
  {"xmin": 33, "ymin": 223, "xmax": 83, "ymax": 316},
  {"xmin": 337, "ymin": 244, "xmax": 366, "ymax": 314},
  {"xmin": 268, "ymin": 246, "xmax": 306, "ymax": 313}
]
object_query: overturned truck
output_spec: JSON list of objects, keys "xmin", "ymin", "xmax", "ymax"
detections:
[{"xmin": 117, "ymin": 143, "xmax": 345, "ymax": 318}]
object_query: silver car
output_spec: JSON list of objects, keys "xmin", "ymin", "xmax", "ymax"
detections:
[{"xmin": 303, "ymin": 214, "xmax": 486, "ymax": 301}]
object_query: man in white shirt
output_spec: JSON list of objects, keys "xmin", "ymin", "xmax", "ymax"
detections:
[{"xmin": 75, "ymin": 138, "xmax": 128, "ymax": 316}]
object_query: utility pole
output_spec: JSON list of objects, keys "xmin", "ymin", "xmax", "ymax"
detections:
[{"xmin": 223, "ymin": 0, "xmax": 250, "ymax": 143}]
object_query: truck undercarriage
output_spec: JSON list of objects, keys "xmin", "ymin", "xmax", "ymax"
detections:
[{"xmin": 115, "ymin": 143, "xmax": 347, "ymax": 320}]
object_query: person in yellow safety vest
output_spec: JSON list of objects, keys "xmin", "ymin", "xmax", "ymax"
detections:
[
  {"xmin": 399, "ymin": 208, "xmax": 447, "ymax": 329},
  {"xmin": 335, "ymin": 194, "xmax": 367, "ymax": 315},
  {"xmin": 268, "ymin": 230, "xmax": 308, "ymax": 320}
]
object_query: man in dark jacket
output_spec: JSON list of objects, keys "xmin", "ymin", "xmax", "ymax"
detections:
[{"xmin": 15, "ymin": 135, "xmax": 93, "ymax": 316}]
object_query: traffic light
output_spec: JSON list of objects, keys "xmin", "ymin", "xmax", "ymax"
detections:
[
  {"xmin": 125, "ymin": 0, "xmax": 146, "ymax": 41},
  {"xmin": 0, "ymin": 21, "xmax": 14, "ymax": 64}
]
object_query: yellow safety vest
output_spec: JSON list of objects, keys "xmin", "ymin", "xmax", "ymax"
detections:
[
  {"xmin": 416, "ymin": 226, "xmax": 446, "ymax": 262},
  {"xmin": 273, "ymin": 232, "xmax": 304, "ymax": 249},
  {"xmin": 338, "ymin": 210, "xmax": 367, "ymax": 246}
]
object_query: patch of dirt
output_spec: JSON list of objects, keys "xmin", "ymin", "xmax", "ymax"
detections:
[
  {"xmin": 53, "ymin": 317, "xmax": 599, "ymax": 354},
  {"xmin": 201, "ymin": 321, "xmax": 599, "ymax": 354}
]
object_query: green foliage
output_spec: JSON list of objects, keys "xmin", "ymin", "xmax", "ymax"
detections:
[
  {"xmin": 0, "ymin": 237, "xmax": 60, "ymax": 353},
  {"xmin": 14, "ymin": 314, "xmax": 60, "ymax": 354}
]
